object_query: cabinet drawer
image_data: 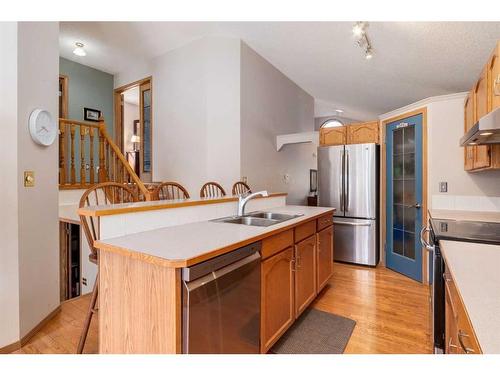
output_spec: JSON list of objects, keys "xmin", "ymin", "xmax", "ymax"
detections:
[
  {"xmin": 261, "ymin": 229, "xmax": 294, "ymax": 260},
  {"xmin": 317, "ymin": 214, "xmax": 333, "ymax": 231},
  {"xmin": 294, "ymin": 220, "xmax": 316, "ymax": 243},
  {"xmin": 444, "ymin": 266, "xmax": 481, "ymax": 354}
]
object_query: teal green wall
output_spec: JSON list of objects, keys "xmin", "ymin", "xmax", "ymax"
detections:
[{"xmin": 59, "ymin": 57, "xmax": 114, "ymax": 182}]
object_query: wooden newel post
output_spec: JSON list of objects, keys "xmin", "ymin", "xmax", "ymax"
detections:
[{"xmin": 98, "ymin": 116, "xmax": 107, "ymax": 183}]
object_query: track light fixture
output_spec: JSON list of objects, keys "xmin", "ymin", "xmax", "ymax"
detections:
[{"xmin": 352, "ymin": 22, "xmax": 373, "ymax": 60}]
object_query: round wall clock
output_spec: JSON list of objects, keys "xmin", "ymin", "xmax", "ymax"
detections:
[{"xmin": 29, "ymin": 109, "xmax": 57, "ymax": 146}]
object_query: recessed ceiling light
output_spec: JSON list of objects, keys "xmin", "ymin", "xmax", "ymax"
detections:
[
  {"xmin": 335, "ymin": 109, "xmax": 344, "ymax": 114},
  {"xmin": 73, "ymin": 42, "xmax": 86, "ymax": 57}
]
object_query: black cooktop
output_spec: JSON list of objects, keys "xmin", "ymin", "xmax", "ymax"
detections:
[{"xmin": 430, "ymin": 218, "xmax": 500, "ymax": 245}]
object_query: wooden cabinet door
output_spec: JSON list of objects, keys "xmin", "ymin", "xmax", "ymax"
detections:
[
  {"xmin": 489, "ymin": 42, "xmax": 500, "ymax": 111},
  {"xmin": 464, "ymin": 91, "xmax": 475, "ymax": 171},
  {"xmin": 317, "ymin": 225, "xmax": 333, "ymax": 291},
  {"xmin": 346, "ymin": 121, "xmax": 379, "ymax": 144},
  {"xmin": 261, "ymin": 247, "xmax": 295, "ymax": 353},
  {"xmin": 320, "ymin": 126, "xmax": 346, "ymax": 146},
  {"xmin": 445, "ymin": 287, "xmax": 459, "ymax": 354},
  {"xmin": 294, "ymin": 235, "xmax": 317, "ymax": 317},
  {"xmin": 473, "ymin": 67, "xmax": 491, "ymax": 169}
]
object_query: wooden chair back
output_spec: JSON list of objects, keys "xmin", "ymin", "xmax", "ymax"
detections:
[
  {"xmin": 200, "ymin": 181, "xmax": 226, "ymax": 198},
  {"xmin": 154, "ymin": 181, "xmax": 190, "ymax": 200},
  {"xmin": 232, "ymin": 181, "xmax": 252, "ymax": 196},
  {"xmin": 79, "ymin": 182, "xmax": 138, "ymax": 262}
]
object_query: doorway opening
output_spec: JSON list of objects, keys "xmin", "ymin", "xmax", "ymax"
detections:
[{"xmin": 114, "ymin": 77, "xmax": 153, "ymax": 182}]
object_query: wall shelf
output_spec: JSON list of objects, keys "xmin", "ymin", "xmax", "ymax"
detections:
[{"xmin": 276, "ymin": 131, "xmax": 319, "ymax": 151}]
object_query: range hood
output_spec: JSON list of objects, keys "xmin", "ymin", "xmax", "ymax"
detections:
[{"xmin": 460, "ymin": 107, "xmax": 500, "ymax": 146}]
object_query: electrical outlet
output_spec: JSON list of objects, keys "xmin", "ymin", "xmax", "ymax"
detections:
[
  {"xmin": 24, "ymin": 171, "xmax": 35, "ymax": 187},
  {"xmin": 283, "ymin": 174, "xmax": 290, "ymax": 184},
  {"xmin": 439, "ymin": 182, "xmax": 448, "ymax": 193},
  {"xmin": 82, "ymin": 278, "xmax": 87, "ymax": 286},
  {"xmin": 242, "ymin": 176, "xmax": 248, "ymax": 183}
]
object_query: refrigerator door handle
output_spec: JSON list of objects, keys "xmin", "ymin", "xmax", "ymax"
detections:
[
  {"xmin": 345, "ymin": 150, "xmax": 349, "ymax": 212},
  {"xmin": 333, "ymin": 221, "xmax": 372, "ymax": 227},
  {"xmin": 340, "ymin": 149, "xmax": 345, "ymax": 212}
]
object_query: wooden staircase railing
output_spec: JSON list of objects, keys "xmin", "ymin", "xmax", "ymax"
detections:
[{"xmin": 59, "ymin": 117, "xmax": 152, "ymax": 201}]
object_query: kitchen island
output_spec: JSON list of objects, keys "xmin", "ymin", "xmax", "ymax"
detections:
[{"xmin": 81, "ymin": 195, "xmax": 334, "ymax": 353}]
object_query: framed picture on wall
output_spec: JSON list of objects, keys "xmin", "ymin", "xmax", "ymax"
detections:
[{"xmin": 83, "ymin": 107, "xmax": 101, "ymax": 122}]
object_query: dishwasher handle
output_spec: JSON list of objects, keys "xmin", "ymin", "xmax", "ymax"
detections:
[{"xmin": 184, "ymin": 252, "xmax": 261, "ymax": 292}]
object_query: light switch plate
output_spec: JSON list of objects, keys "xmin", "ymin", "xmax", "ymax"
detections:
[
  {"xmin": 439, "ymin": 182, "xmax": 448, "ymax": 193},
  {"xmin": 24, "ymin": 171, "xmax": 35, "ymax": 187}
]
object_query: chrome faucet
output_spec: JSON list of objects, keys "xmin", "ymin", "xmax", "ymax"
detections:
[{"xmin": 237, "ymin": 191, "xmax": 269, "ymax": 216}]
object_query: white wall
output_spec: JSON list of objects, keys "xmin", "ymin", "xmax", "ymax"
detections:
[
  {"xmin": 17, "ymin": 22, "xmax": 60, "ymax": 338},
  {"xmin": 152, "ymin": 37, "xmax": 241, "ymax": 196},
  {"xmin": 240, "ymin": 42, "xmax": 316, "ymax": 205},
  {"xmin": 380, "ymin": 93, "xmax": 500, "ymax": 211},
  {"xmin": 0, "ymin": 22, "xmax": 59, "ymax": 348},
  {"xmin": 0, "ymin": 21, "xmax": 21, "ymax": 349}
]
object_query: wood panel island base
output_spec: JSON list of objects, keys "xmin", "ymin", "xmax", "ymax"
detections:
[{"xmin": 91, "ymin": 198, "xmax": 335, "ymax": 354}]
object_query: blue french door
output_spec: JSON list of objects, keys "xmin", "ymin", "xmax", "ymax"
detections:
[{"xmin": 386, "ymin": 114, "xmax": 423, "ymax": 282}]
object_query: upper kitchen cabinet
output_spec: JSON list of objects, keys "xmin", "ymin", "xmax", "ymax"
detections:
[
  {"xmin": 319, "ymin": 120, "xmax": 379, "ymax": 146},
  {"xmin": 464, "ymin": 91, "xmax": 475, "ymax": 171},
  {"xmin": 463, "ymin": 41, "xmax": 500, "ymax": 172},
  {"xmin": 346, "ymin": 121, "xmax": 380, "ymax": 144},
  {"xmin": 320, "ymin": 126, "xmax": 346, "ymax": 146}
]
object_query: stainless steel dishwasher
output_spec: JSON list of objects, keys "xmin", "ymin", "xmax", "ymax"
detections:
[{"xmin": 182, "ymin": 242, "xmax": 261, "ymax": 354}]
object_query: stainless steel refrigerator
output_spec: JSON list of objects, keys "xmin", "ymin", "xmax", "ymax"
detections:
[{"xmin": 318, "ymin": 143, "xmax": 379, "ymax": 266}]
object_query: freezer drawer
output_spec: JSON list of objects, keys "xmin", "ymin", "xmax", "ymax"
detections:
[{"xmin": 333, "ymin": 217, "xmax": 379, "ymax": 266}]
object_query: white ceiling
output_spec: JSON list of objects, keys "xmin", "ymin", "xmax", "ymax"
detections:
[{"xmin": 60, "ymin": 22, "xmax": 500, "ymax": 119}]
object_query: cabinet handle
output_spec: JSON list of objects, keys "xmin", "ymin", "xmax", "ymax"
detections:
[
  {"xmin": 296, "ymin": 256, "xmax": 301, "ymax": 269},
  {"xmin": 291, "ymin": 258, "xmax": 296, "ymax": 272},
  {"xmin": 458, "ymin": 330, "xmax": 475, "ymax": 354}
]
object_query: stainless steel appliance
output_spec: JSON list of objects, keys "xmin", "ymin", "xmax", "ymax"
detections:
[
  {"xmin": 460, "ymin": 106, "xmax": 500, "ymax": 146},
  {"xmin": 182, "ymin": 242, "xmax": 261, "ymax": 353},
  {"xmin": 318, "ymin": 143, "xmax": 379, "ymax": 266},
  {"xmin": 420, "ymin": 217, "xmax": 500, "ymax": 354}
]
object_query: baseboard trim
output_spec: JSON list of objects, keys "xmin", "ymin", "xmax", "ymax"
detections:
[
  {"xmin": 20, "ymin": 305, "xmax": 62, "ymax": 346},
  {"xmin": 0, "ymin": 341, "xmax": 21, "ymax": 354},
  {"xmin": 0, "ymin": 304, "xmax": 62, "ymax": 354}
]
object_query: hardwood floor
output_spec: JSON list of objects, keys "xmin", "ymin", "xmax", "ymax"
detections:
[
  {"xmin": 12, "ymin": 262, "xmax": 431, "ymax": 354},
  {"xmin": 311, "ymin": 262, "xmax": 432, "ymax": 354},
  {"xmin": 13, "ymin": 294, "xmax": 98, "ymax": 354}
]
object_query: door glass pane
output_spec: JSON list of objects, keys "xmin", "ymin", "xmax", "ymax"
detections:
[
  {"xmin": 404, "ymin": 206, "xmax": 415, "ymax": 232},
  {"xmin": 404, "ymin": 153, "xmax": 415, "ymax": 179},
  {"xmin": 394, "ymin": 205, "xmax": 404, "ymax": 230},
  {"xmin": 394, "ymin": 180, "xmax": 404, "ymax": 204},
  {"xmin": 404, "ymin": 126, "xmax": 415, "ymax": 153},
  {"xmin": 142, "ymin": 89, "xmax": 151, "ymax": 173},
  {"xmin": 404, "ymin": 232, "xmax": 415, "ymax": 259},
  {"xmin": 392, "ymin": 123, "xmax": 417, "ymax": 260},
  {"xmin": 394, "ymin": 128, "xmax": 404, "ymax": 154},
  {"xmin": 393, "ymin": 229, "xmax": 404, "ymax": 255},
  {"xmin": 394, "ymin": 154, "xmax": 404, "ymax": 179}
]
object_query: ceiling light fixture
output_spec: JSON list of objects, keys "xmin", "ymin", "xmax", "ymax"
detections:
[
  {"xmin": 335, "ymin": 109, "xmax": 344, "ymax": 114},
  {"xmin": 73, "ymin": 42, "xmax": 86, "ymax": 57},
  {"xmin": 352, "ymin": 22, "xmax": 374, "ymax": 60}
]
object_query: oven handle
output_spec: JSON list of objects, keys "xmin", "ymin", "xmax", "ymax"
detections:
[{"xmin": 420, "ymin": 226, "xmax": 435, "ymax": 253}]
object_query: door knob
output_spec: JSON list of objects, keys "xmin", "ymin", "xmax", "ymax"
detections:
[{"xmin": 412, "ymin": 203, "xmax": 421, "ymax": 209}]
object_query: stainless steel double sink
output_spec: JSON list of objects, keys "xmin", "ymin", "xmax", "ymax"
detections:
[{"xmin": 212, "ymin": 211, "xmax": 303, "ymax": 227}]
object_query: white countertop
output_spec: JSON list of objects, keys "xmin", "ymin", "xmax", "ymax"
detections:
[
  {"xmin": 440, "ymin": 240, "xmax": 500, "ymax": 354},
  {"xmin": 430, "ymin": 209, "xmax": 500, "ymax": 223},
  {"xmin": 95, "ymin": 205, "xmax": 334, "ymax": 268}
]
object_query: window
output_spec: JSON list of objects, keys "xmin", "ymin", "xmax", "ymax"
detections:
[{"xmin": 321, "ymin": 119, "xmax": 344, "ymax": 128}]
